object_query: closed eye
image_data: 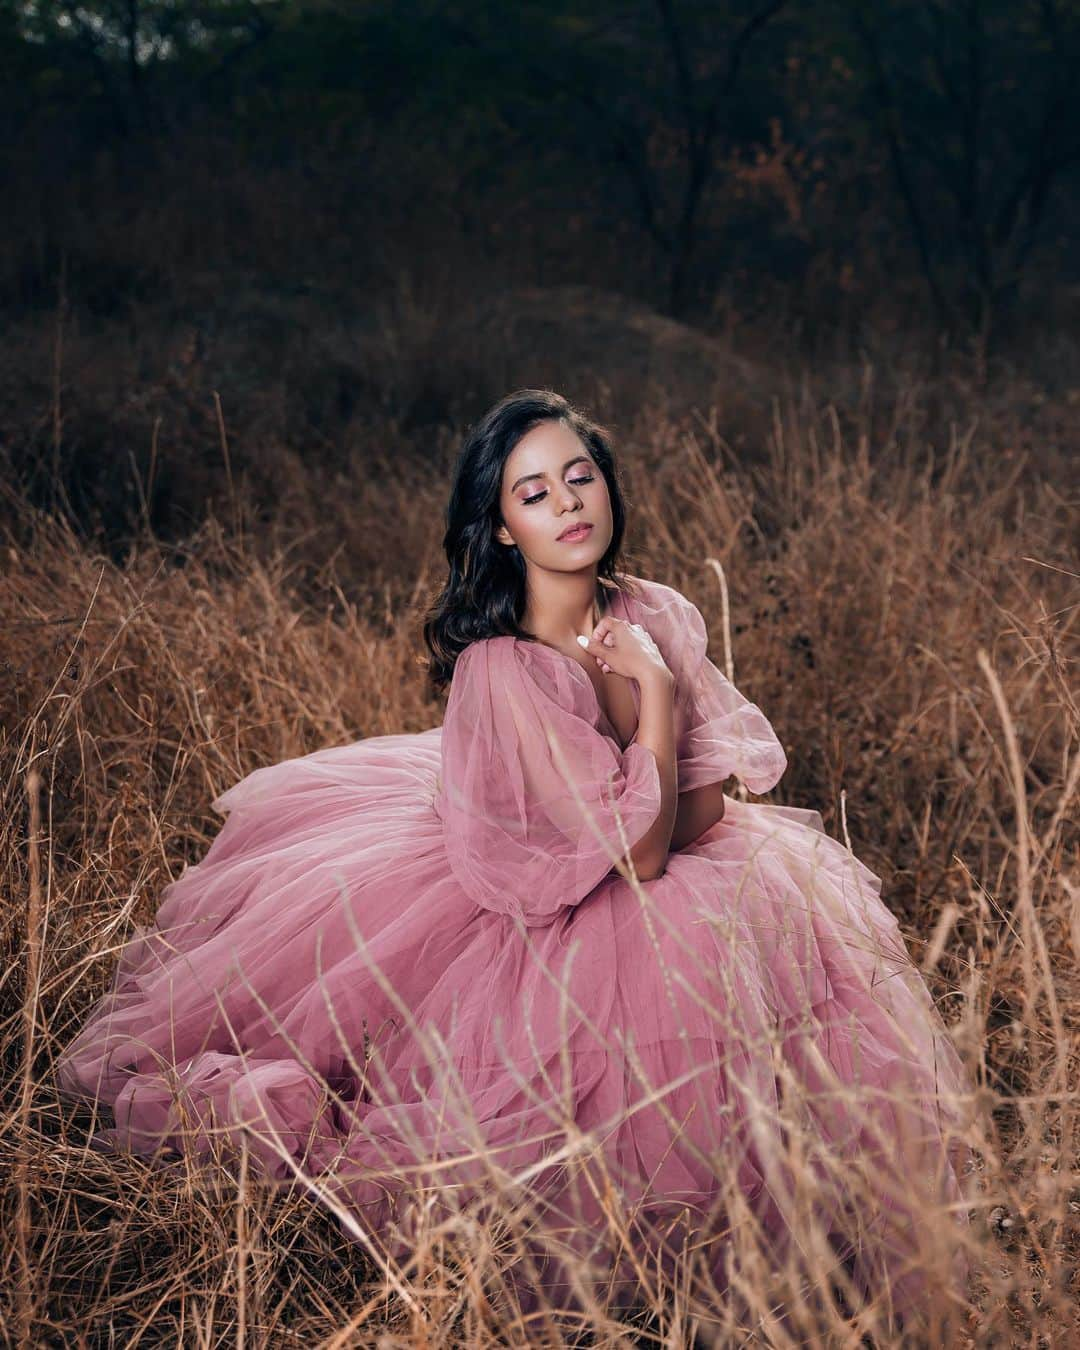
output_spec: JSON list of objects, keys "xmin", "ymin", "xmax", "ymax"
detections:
[{"xmin": 522, "ymin": 474, "xmax": 595, "ymax": 505}]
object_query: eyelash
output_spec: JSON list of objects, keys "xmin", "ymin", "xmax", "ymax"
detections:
[{"xmin": 521, "ymin": 474, "xmax": 595, "ymax": 506}]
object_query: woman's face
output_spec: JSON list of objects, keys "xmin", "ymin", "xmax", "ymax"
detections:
[{"xmin": 494, "ymin": 419, "xmax": 613, "ymax": 572}]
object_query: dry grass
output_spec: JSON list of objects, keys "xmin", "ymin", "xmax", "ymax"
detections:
[{"xmin": 1, "ymin": 331, "xmax": 1077, "ymax": 1346}]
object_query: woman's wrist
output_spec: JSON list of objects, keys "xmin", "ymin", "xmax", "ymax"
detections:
[{"xmin": 638, "ymin": 667, "xmax": 675, "ymax": 696}]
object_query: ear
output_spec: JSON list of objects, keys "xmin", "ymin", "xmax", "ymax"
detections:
[{"xmin": 494, "ymin": 523, "xmax": 515, "ymax": 548}]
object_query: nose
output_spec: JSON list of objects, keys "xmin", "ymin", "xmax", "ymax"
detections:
[{"xmin": 556, "ymin": 482, "xmax": 583, "ymax": 511}]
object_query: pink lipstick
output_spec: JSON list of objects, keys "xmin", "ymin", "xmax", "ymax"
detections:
[{"xmin": 558, "ymin": 523, "xmax": 593, "ymax": 543}]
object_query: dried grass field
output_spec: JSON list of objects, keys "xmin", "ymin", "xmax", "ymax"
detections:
[{"xmin": 1, "ymin": 313, "xmax": 1077, "ymax": 1345}]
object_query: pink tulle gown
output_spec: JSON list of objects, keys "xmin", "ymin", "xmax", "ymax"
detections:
[{"xmin": 55, "ymin": 575, "xmax": 973, "ymax": 1325}]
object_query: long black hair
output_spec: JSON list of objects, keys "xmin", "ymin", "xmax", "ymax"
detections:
[{"xmin": 422, "ymin": 388, "xmax": 640, "ymax": 694}]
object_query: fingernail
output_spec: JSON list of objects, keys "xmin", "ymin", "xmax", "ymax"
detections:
[{"xmin": 575, "ymin": 634, "xmax": 588, "ymax": 647}]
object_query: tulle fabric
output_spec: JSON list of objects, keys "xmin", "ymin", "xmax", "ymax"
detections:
[
  {"xmin": 54, "ymin": 574, "xmax": 973, "ymax": 1326},
  {"xmin": 437, "ymin": 636, "xmax": 662, "ymax": 926}
]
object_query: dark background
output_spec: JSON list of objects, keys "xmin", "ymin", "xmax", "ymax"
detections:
[{"xmin": 1, "ymin": 0, "xmax": 1077, "ymax": 553}]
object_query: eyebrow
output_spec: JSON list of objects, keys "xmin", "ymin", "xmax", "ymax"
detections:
[{"xmin": 510, "ymin": 455, "xmax": 593, "ymax": 492}]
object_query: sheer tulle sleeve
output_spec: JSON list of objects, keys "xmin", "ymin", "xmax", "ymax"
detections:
[
  {"xmin": 436, "ymin": 637, "xmax": 662, "ymax": 927},
  {"xmin": 656, "ymin": 583, "xmax": 788, "ymax": 795}
]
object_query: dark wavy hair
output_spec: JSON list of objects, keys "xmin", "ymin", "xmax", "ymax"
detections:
[{"xmin": 422, "ymin": 388, "xmax": 640, "ymax": 694}]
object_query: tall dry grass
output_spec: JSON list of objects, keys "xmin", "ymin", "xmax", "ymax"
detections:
[{"xmin": 1, "ymin": 352, "xmax": 1076, "ymax": 1345}]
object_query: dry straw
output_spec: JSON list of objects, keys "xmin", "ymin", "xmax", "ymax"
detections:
[{"xmin": 1, "ymin": 373, "xmax": 1075, "ymax": 1345}]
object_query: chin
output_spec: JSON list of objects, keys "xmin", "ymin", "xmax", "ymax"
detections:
[{"xmin": 551, "ymin": 545, "xmax": 606, "ymax": 571}]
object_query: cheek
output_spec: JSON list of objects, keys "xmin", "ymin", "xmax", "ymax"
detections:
[
  {"xmin": 504, "ymin": 501, "xmax": 542, "ymax": 544},
  {"xmin": 516, "ymin": 509, "xmax": 553, "ymax": 545},
  {"xmin": 591, "ymin": 481, "xmax": 613, "ymax": 520}
]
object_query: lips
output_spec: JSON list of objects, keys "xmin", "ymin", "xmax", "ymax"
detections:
[{"xmin": 558, "ymin": 522, "xmax": 593, "ymax": 541}]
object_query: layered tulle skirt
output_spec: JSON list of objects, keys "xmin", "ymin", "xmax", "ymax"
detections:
[{"xmin": 55, "ymin": 726, "xmax": 973, "ymax": 1323}]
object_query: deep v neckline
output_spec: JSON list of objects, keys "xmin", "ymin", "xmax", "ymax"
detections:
[{"xmin": 517, "ymin": 585, "xmax": 641, "ymax": 753}]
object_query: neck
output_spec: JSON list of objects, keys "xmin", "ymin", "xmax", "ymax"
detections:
[{"xmin": 522, "ymin": 568, "xmax": 610, "ymax": 646}]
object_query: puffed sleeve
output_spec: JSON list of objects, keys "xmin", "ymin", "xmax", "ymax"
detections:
[
  {"xmin": 656, "ymin": 583, "xmax": 788, "ymax": 795},
  {"xmin": 436, "ymin": 637, "xmax": 662, "ymax": 927}
]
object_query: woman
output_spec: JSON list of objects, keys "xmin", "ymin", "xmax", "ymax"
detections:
[{"xmin": 56, "ymin": 388, "xmax": 973, "ymax": 1330}]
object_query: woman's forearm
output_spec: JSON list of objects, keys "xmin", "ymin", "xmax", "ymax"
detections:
[
  {"xmin": 669, "ymin": 781, "xmax": 728, "ymax": 851},
  {"xmin": 626, "ymin": 671, "xmax": 678, "ymax": 881}
]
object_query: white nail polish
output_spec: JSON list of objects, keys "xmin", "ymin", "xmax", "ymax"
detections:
[{"xmin": 576, "ymin": 634, "xmax": 588, "ymax": 647}]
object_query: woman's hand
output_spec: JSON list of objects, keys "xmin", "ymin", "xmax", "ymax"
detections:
[{"xmin": 576, "ymin": 616, "xmax": 672, "ymax": 687}]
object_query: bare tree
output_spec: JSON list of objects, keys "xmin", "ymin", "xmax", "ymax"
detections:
[
  {"xmin": 15, "ymin": 0, "xmax": 278, "ymax": 136},
  {"xmin": 850, "ymin": 0, "xmax": 1080, "ymax": 346},
  {"xmin": 443, "ymin": 0, "xmax": 790, "ymax": 317}
]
